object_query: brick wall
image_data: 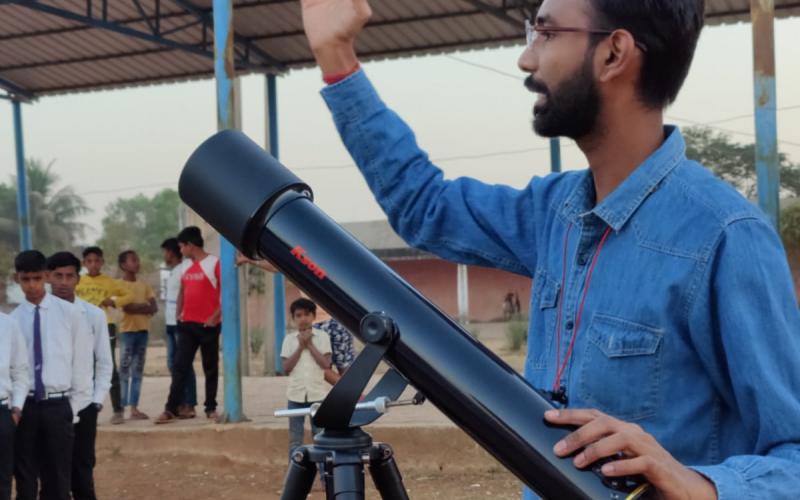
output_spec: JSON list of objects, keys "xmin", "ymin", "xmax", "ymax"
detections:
[{"xmin": 283, "ymin": 258, "xmax": 532, "ymax": 322}]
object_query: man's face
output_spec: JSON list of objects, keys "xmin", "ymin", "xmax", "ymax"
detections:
[
  {"xmin": 122, "ymin": 253, "xmax": 141, "ymax": 274},
  {"xmin": 292, "ymin": 308, "xmax": 315, "ymax": 331},
  {"xmin": 519, "ymin": 0, "xmax": 602, "ymax": 140},
  {"xmin": 49, "ymin": 266, "xmax": 79, "ymax": 301},
  {"xmin": 15, "ymin": 271, "xmax": 48, "ymax": 302},
  {"xmin": 162, "ymin": 248, "xmax": 178, "ymax": 266},
  {"xmin": 84, "ymin": 253, "xmax": 103, "ymax": 276},
  {"xmin": 178, "ymin": 242, "xmax": 192, "ymax": 258}
]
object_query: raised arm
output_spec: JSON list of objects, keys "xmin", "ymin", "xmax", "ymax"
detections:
[{"xmin": 301, "ymin": 0, "xmax": 538, "ymax": 275}]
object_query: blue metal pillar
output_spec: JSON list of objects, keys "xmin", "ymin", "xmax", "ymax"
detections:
[
  {"xmin": 549, "ymin": 137, "xmax": 562, "ymax": 173},
  {"xmin": 12, "ymin": 100, "xmax": 32, "ymax": 250},
  {"xmin": 212, "ymin": 0, "xmax": 244, "ymax": 422},
  {"xmin": 266, "ymin": 73, "xmax": 287, "ymax": 374},
  {"xmin": 750, "ymin": 0, "xmax": 779, "ymax": 227}
]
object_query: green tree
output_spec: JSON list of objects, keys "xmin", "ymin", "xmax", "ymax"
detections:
[
  {"xmin": 96, "ymin": 189, "xmax": 181, "ymax": 271},
  {"xmin": 781, "ymin": 201, "xmax": 800, "ymax": 249},
  {"xmin": 0, "ymin": 158, "xmax": 89, "ymax": 257},
  {"xmin": 684, "ymin": 127, "xmax": 800, "ymax": 199},
  {"xmin": 27, "ymin": 159, "xmax": 90, "ymax": 254},
  {"xmin": 683, "ymin": 126, "xmax": 800, "ymax": 246}
]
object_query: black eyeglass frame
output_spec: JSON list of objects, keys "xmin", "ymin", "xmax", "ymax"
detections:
[{"xmin": 525, "ymin": 19, "xmax": 649, "ymax": 53}]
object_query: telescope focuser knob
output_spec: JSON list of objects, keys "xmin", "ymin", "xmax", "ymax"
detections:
[{"xmin": 361, "ymin": 312, "xmax": 397, "ymax": 344}]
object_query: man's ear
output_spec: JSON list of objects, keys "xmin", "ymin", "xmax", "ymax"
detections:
[
  {"xmin": 13, "ymin": 272, "xmax": 20, "ymax": 284},
  {"xmin": 597, "ymin": 29, "xmax": 640, "ymax": 84}
]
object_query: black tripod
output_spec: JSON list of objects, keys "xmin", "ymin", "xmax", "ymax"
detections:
[
  {"xmin": 281, "ymin": 428, "xmax": 407, "ymax": 500},
  {"xmin": 276, "ymin": 313, "xmax": 422, "ymax": 500}
]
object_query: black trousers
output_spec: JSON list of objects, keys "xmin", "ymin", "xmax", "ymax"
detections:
[
  {"xmin": 14, "ymin": 398, "xmax": 74, "ymax": 500},
  {"xmin": 108, "ymin": 324, "xmax": 122, "ymax": 413},
  {"xmin": 0, "ymin": 406, "xmax": 14, "ymax": 500},
  {"xmin": 71, "ymin": 405, "xmax": 98, "ymax": 500},
  {"xmin": 165, "ymin": 322, "xmax": 220, "ymax": 415}
]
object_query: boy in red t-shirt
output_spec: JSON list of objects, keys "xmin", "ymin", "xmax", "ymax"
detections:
[{"xmin": 156, "ymin": 227, "xmax": 221, "ymax": 424}]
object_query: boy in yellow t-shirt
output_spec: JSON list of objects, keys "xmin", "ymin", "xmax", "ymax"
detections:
[
  {"xmin": 75, "ymin": 246, "xmax": 132, "ymax": 424},
  {"xmin": 117, "ymin": 250, "xmax": 157, "ymax": 421}
]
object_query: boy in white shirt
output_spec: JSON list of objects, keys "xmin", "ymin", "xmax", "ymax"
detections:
[
  {"xmin": 0, "ymin": 312, "xmax": 28, "ymax": 500},
  {"xmin": 10, "ymin": 250, "xmax": 92, "ymax": 500},
  {"xmin": 47, "ymin": 252, "xmax": 112, "ymax": 500},
  {"xmin": 280, "ymin": 298, "xmax": 332, "ymax": 457}
]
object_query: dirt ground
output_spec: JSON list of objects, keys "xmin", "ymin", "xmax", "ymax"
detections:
[
  {"xmin": 94, "ymin": 450, "xmax": 522, "ymax": 500},
  {"xmin": 91, "ymin": 321, "xmax": 529, "ymax": 499}
]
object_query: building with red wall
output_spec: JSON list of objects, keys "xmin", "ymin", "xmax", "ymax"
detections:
[{"xmin": 284, "ymin": 220, "xmax": 532, "ymax": 322}]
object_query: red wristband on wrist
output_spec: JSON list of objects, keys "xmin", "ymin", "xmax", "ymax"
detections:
[{"xmin": 323, "ymin": 62, "xmax": 361, "ymax": 85}]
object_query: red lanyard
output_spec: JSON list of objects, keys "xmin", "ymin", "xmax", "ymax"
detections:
[{"xmin": 552, "ymin": 223, "xmax": 613, "ymax": 393}]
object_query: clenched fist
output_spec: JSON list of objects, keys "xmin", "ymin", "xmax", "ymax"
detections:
[{"xmin": 300, "ymin": 0, "xmax": 372, "ymax": 74}]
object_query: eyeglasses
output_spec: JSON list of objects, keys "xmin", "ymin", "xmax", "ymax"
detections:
[{"xmin": 525, "ymin": 19, "xmax": 648, "ymax": 53}]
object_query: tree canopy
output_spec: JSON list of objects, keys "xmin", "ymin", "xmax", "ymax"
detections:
[
  {"xmin": 683, "ymin": 126, "xmax": 800, "ymax": 248},
  {"xmin": 96, "ymin": 188, "xmax": 181, "ymax": 271}
]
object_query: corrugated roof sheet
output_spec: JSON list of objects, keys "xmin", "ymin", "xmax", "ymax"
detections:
[{"xmin": 1, "ymin": 0, "xmax": 798, "ymax": 99}]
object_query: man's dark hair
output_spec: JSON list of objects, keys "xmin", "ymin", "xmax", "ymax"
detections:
[
  {"xmin": 290, "ymin": 298, "xmax": 317, "ymax": 317},
  {"xmin": 589, "ymin": 0, "xmax": 705, "ymax": 109},
  {"xmin": 82, "ymin": 246, "xmax": 103, "ymax": 259},
  {"xmin": 15, "ymin": 250, "xmax": 47, "ymax": 273},
  {"xmin": 161, "ymin": 238, "xmax": 181, "ymax": 259},
  {"xmin": 47, "ymin": 252, "xmax": 81, "ymax": 274},
  {"xmin": 177, "ymin": 226, "xmax": 204, "ymax": 248},
  {"xmin": 118, "ymin": 250, "xmax": 136, "ymax": 268}
]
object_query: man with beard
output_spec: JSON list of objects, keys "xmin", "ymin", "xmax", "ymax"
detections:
[{"xmin": 299, "ymin": 0, "xmax": 800, "ymax": 498}]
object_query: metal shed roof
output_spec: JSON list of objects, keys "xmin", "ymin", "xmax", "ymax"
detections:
[{"xmin": 1, "ymin": 0, "xmax": 799, "ymax": 99}]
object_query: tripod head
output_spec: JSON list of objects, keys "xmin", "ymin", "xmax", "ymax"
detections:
[{"xmin": 180, "ymin": 130, "xmax": 650, "ymax": 500}]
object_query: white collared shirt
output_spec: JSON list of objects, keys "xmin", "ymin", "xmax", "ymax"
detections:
[
  {"xmin": 165, "ymin": 260, "xmax": 189, "ymax": 326},
  {"xmin": 281, "ymin": 328, "xmax": 332, "ymax": 403},
  {"xmin": 0, "ymin": 312, "xmax": 29, "ymax": 410},
  {"xmin": 75, "ymin": 297, "xmax": 113, "ymax": 407},
  {"xmin": 10, "ymin": 293, "xmax": 94, "ymax": 415}
]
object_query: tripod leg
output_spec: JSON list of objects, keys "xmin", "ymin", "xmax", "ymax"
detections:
[
  {"xmin": 368, "ymin": 444, "xmax": 409, "ymax": 500},
  {"xmin": 280, "ymin": 447, "xmax": 317, "ymax": 500}
]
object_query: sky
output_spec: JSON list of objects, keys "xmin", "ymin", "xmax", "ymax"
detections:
[{"xmin": 1, "ymin": 18, "xmax": 799, "ymax": 246}]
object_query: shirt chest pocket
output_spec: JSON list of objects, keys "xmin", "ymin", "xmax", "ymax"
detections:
[
  {"xmin": 528, "ymin": 269, "xmax": 560, "ymax": 371},
  {"xmin": 578, "ymin": 314, "xmax": 663, "ymax": 421}
]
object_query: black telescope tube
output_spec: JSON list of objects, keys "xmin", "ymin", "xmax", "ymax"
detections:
[{"xmin": 179, "ymin": 130, "xmax": 627, "ymax": 500}]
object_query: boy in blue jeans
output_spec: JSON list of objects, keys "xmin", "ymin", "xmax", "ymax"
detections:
[{"xmin": 281, "ymin": 298, "xmax": 332, "ymax": 457}]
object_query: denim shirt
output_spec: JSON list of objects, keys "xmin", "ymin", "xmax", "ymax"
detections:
[{"xmin": 321, "ymin": 70, "xmax": 800, "ymax": 499}]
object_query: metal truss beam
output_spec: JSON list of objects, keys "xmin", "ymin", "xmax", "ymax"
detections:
[
  {"xmin": 461, "ymin": 0, "xmax": 537, "ymax": 30},
  {"xmin": 0, "ymin": 76, "xmax": 33, "ymax": 100},
  {"xmin": 1, "ymin": 0, "xmax": 282, "ymax": 72},
  {"xmin": 251, "ymin": 9, "xmax": 509, "ymax": 41},
  {"xmin": 171, "ymin": 0, "xmax": 285, "ymax": 69}
]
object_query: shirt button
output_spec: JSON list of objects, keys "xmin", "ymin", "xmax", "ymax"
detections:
[{"xmin": 565, "ymin": 320, "xmax": 574, "ymax": 331}]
